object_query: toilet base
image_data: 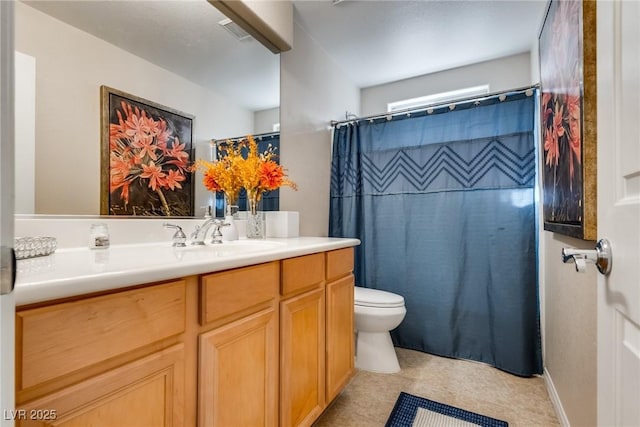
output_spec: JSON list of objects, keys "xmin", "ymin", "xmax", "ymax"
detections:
[{"xmin": 355, "ymin": 330, "xmax": 400, "ymax": 373}]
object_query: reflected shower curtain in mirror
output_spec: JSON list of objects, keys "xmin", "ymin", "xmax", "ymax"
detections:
[{"xmin": 329, "ymin": 92, "xmax": 542, "ymax": 376}]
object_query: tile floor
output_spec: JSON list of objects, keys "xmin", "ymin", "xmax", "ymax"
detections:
[{"xmin": 314, "ymin": 348, "xmax": 560, "ymax": 427}]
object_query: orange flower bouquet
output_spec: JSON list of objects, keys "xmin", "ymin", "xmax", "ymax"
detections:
[
  {"xmin": 195, "ymin": 135, "xmax": 296, "ymax": 237},
  {"xmin": 235, "ymin": 135, "xmax": 297, "ymax": 215}
]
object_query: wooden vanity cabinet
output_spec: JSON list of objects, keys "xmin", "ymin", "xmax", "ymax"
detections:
[
  {"xmin": 280, "ymin": 254, "xmax": 326, "ymax": 427},
  {"xmin": 16, "ymin": 345, "xmax": 185, "ymax": 427},
  {"xmin": 279, "ymin": 249, "xmax": 355, "ymax": 427},
  {"xmin": 325, "ymin": 248, "xmax": 355, "ymax": 403},
  {"xmin": 198, "ymin": 262, "xmax": 279, "ymax": 427},
  {"xmin": 15, "ymin": 248, "xmax": 356, "ymax": 427},
  {"xmin": 15, "ymin": 280, "xmax": 187, "ymax": 427}
]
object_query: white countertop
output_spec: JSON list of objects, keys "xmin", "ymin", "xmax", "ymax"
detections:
[{"xmin": 15, "ymin": 237, "xmax": 360, "ymax": 306}]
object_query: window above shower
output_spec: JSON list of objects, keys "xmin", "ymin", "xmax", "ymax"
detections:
[{"xmin": 387, "ymin": 85, "xmax": 490, "ymax": 113}]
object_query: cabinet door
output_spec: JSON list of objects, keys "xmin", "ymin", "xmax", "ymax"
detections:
[
  {"xmin": 16, "ymin": 344, "xmax": 185, "ymax": 427},
  {"xmin": 325, "ymin": 274, "xmax": 355, "ymax": 403},
  {"xmin": 199, "ymin": 307, "xmax": 278, "ymax": 427},
  {"xmin": 280, "ymin": 288, "xmax": 325, "ymax": 427}
]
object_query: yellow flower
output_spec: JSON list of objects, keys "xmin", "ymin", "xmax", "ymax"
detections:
[{"xmin": 235, "ymin": 135, "xmax": 296, "ymax": 201}]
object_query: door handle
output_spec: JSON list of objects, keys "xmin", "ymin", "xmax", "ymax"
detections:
[
  {"xmin": 562, "ymin": 238, "xmax": 612, "ymax": 275},
  {"xmin": 0, "ymin": 246, "xmax": 15, "ymax": 295}
]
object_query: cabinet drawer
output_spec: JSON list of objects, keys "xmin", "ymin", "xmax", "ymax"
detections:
[
  {"xmin": 200, "ymin": 262, "xmax": 279, "ymax": 326},
  {"xmin": 281, "ymin": 253, "xmax": 325, "ymax": 297},
  {"xmin": 326, "ymin": 248, "xmax": 354, "ymax": 281},
  {"xmin": 17, "ymin": 280, "xmax": 186, "ymax": 390}
]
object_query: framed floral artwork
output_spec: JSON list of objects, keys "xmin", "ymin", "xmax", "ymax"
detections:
[
  {"xmin": 539, "ymin": 0, "xmax": 596, "ymax": 240},
  {"xmin": 100, "ymin": 86, "xmax": 195, "ymax": 216}
]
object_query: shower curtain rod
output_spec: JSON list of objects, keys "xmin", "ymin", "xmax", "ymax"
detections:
[
  {"xmin": 330, "ymin": 83, "xmax": 540, "ymax": 127},
  {"xmin": 211, "ymin": 130, "xmax": 280, "ymax": 145}
]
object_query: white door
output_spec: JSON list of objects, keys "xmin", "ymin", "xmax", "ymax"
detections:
[
  {"xmin": 597, "ymin": 1, "xmax": 640, "ymax": 425},
  {"xmin": 0, "ymin": 1, "xmax": 14, "ymax": 426},
  {"xmin": 0, "ymin": 294, "xmax": 15, "ymax": 427}
]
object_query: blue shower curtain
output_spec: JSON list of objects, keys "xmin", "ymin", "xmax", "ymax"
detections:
[{"xmin": 329, "ymin": 92, "xmax": 542, "ymax": 376}]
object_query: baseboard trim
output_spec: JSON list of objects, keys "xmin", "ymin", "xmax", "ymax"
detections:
[{"xmin": 544, "ymin": 367, "xmax": 570, "ymax": 427}]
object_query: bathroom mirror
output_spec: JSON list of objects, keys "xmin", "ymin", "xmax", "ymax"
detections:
[{"xmin": 14, "ymin": 0, "xmax": 280, "ymax": 217}]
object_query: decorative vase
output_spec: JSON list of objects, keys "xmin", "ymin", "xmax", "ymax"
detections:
[
  {"xmin": 246, "ymin": 191, "xmax": 266, "ymax": 239},
  {"xmin": 224, "ymin": 193, "xmax": 240, "ymax": 219}
]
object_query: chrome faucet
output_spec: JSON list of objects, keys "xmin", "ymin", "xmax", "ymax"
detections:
[
  {"xmin": 163, "ymin": 223, "xmax": 187, "ymax": 247},
  {"xmin": 190, "ymin": 218, "xmax": 229, "ymax": 245}
]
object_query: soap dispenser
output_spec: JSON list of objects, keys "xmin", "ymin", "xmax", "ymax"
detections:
[
  {"xmin": 221, "ymin": 215, "xmax": 239, "ymax": 241},
  {"xmin": 201, "ymin": 205, "xmax": 212, "ymax": 219}
]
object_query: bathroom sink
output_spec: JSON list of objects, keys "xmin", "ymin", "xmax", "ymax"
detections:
[{"xmin": 175, "ymin": 240, "xmax": 284, "ymax": 258}]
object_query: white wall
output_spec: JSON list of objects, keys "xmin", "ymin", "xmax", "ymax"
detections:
[
  {"xmin": 280, "ymin": 20, "xmax": 359, "ymax": 236},
  {"xmin": 530, "ymin": 39, "xmax": 541, "ymax": 84},
  {"xmin": 361, "ymin": 52, "xmax": 532, "ymax": 116},
  {"xmin": 16, "ymin": 2, "xmax": 254, "ymax": 215},
  {"xmin": 254, "ymin": 107, "xmax": 280, "ymax": 134},
  {"xmin": 544, "ymin": 232, "xmax": 597, "ymax": 426},
  {"xmin": 15, "ymin": 51, "xmax": 35, "ymax": 214}
]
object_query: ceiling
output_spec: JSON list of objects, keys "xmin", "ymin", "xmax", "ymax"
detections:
[
  {"xmin": 22, "ymin": 0, "xmax": 280, "ymax": 112},
  {"xmin": 22, "ymin": 0, "xmax": 548, "ymax": 111},
  {"xmin": 293, "ymin": 0, "xmax": 548, "ymax": 88}
]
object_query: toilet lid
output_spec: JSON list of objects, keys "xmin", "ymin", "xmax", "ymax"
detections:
[{"xmin": 354, "ymin": 286, "xmax": 405, "ymax": 308}]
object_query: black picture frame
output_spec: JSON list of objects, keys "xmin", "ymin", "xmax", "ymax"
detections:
[
  {"xmin": 539, "ymin": 0, "xmax": 597, "ymax": 240},
  {"xmin": 100, "ymin": 86, "xmax": 195, "ymax": 216}
]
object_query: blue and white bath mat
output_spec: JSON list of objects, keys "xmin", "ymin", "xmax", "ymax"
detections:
[{"xmin": 385, "ymin": 392, "xmax": 508, "ymax": 427}]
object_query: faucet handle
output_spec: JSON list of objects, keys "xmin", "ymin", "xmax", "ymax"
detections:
[
  {"xmin": 163, "ymin": 223, "xmax": 187, "ymax": 247},
  {"xmin": 199, "ymin": 205, "xmax": 212, "ymax": 218},
  {"xmin": 210, "ymin": 219, "xmax": 230, "ymax": 244}
]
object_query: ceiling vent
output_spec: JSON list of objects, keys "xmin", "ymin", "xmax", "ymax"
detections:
[{"xmin": 218, "ymin": 18, "xmax": 252, "ymax": 41}]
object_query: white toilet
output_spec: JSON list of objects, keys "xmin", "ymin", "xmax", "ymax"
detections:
[{"xmin": 354, "ymin": 286, "xmax": 406, "ymax": 373}]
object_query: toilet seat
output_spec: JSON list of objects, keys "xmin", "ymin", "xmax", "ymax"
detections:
[{"xmin": 355, "ymin": 286, "xmax": 405, "ymax": 308}]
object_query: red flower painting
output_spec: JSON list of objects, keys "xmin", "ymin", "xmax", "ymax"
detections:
[
  {"xmin": 540, "ymin": 0, "xmax": 583, "ymax": 225},
  {"xmin": 101, "ymin": 87, "xmax": 194, "ymax": 216}
]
